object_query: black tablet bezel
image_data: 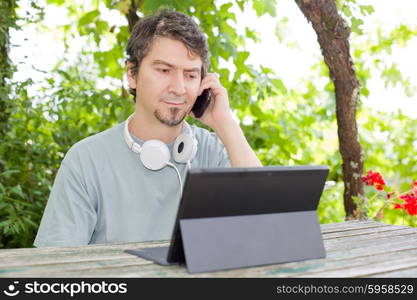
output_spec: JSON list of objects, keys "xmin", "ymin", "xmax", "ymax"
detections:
[{"xmin": 166, "ymin": 165, "xmax": 329, "ymax": 263}]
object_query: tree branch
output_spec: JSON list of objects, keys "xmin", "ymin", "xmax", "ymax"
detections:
[{"xmin": 127, "ymin": 0, "xmax": 144, "ymax": 32}]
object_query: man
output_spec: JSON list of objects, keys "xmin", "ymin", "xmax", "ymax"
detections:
[{"xmin": 34, "ymin": 9, "xmax": 261, "ymax": 247}]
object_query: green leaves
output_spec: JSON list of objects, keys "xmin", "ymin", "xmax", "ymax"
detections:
[
  {"xmin": 46, "ymin": 0, "xmax": 66, "ymax": 5},
  {"xmin": 359, "ymin": 5, "xmax": 374, "ymax": 16},
  {"xmin": 219, "ymin": 2, "xmax": 233, "ymax": 14},
  {"xmin": 10, "ymin": 185, "xmax": 25, "ymax": 199},
  {"xmin": 76, "ymin": 10, "xmax": 111, "ymax": 45},
  {"xmin": 235, "ymin": 51, "xmax": 250, "ymax": 72},
  {"xmin": 3, "ymin": 0, "xmax": 417, "ymax": 249},
  {"xmin": 1, "ymin": 169, "xmax": 20, "ymax": 178},
  {"xmin": 78, "ymin": 10, "xmax": 100, "ymax": 27},
  {"xmin": 337, "ymin": 1, "xmax": 375, "ymax": 36},
  {"xmin": 270, "ymin": 78, "xmax": 287, "ymax": 95},
  {"xmin": 252, "ymin": 0, "xmax": 276, "ymax": 17},
  {"xmin": 351, "ymin": 17, "xmax": 364, "ymax": 35},
  {"xmin": 381, "ymin": 63, "xmax": 403, "ymax": 88}
]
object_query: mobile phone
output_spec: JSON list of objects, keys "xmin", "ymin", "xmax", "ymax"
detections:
[{"xmin": 192, "ymin": 89, "xmax": 211, "ymax": 118}]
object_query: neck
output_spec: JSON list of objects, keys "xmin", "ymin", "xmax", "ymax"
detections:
[{"xmin": 128, "ymin": 108, "xmax": 183, "ymax": 144}]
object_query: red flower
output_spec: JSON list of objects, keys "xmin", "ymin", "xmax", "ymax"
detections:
[
  {"xmin": 362, "ymin": 170, "xmax": 386, "ymax": 191},
  {"xmin": 394, "ymin": 193, "xmax": 417, "ymax": 216},
  {"xmin": 393, "ymin": 203, "xmax": 402, "ymax": 209}
]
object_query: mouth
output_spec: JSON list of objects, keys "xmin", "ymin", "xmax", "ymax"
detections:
[{"xmin": 163, "ymin": 101, "xmax": 185, "ymax": 106}]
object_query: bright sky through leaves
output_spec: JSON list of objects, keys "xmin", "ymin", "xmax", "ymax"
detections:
[{"xmin": 10, "ymin": 0, "xmax": 417, "ymax": 116}]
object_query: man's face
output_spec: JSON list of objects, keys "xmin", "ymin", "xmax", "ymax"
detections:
[{"xmin": 128, "ymin": 37, "xmax": 202, "ymax": 127}]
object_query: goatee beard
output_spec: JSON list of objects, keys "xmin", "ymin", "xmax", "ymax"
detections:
[{"xmin": 154, "ymin": 107, "xmax": 187, "ymax": 127}]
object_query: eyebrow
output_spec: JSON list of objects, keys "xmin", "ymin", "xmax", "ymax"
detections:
[{"xmin": 151, "ymin": 59, "xmax": 201, "ymax": 73}]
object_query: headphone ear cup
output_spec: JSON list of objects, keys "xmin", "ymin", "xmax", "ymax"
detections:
[
  {"xmin": 173, "ymin": 134, "xmax": 198, "ymax": 163},
  {"xmin": 140, "ymin": 140, "xmax": 170, "ymax": 170}
]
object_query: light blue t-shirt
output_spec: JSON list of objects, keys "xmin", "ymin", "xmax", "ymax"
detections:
[{"xmin": 34, "ymin": 121, "xmax": 231, "ymax": 247}]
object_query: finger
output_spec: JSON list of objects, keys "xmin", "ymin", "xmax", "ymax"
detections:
[
  {"xmin": 205, "ymin": 73, "xmax": 220, "ymax": 82},
  {"xmin": 201, "ymin": 73, "xmax": 220, "ymax": 84},
  {"xmin": 198, "ymin": 79, "xmax": 220, "ymax": 95}
]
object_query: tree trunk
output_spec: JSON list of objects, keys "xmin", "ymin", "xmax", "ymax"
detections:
[{"xmin": 294, "ymin": 0, "xmax": 365, "ymax": 219}]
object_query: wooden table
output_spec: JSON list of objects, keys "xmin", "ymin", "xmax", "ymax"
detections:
[{"xmin": 1, "ymin": 220, "xmax": 417, "ymax": 277}]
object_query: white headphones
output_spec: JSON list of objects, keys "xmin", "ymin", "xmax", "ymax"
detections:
[{"xmin": 123, "ymin": 114, "xmax": 198, "ymax": 171}]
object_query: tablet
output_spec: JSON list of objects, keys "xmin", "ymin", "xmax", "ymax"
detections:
[{"xmin": 125, "ymin": 165, "xmax": 329, "ymax": 267}]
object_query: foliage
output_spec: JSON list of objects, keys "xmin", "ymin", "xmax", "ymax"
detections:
[
  {"xmin": 1, "ymin": 0, "xmax": 285, "ymax": 248},
  {"xmin": 0, "ymin": 0, "xmax": 18, "ymax": 141},
  {"xmin": 1, "ymin": 0, "xmax": 417, "ymax": 247},
  {"xmin": 0, "ymin": 63, "xmax": 130, "ymax": 247}
]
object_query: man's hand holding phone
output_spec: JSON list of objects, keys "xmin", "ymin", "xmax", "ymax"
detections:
[
  {"xmin": 189, "ymin": 73, "xmax": 235, "ymax": 132},
  {"xmin": 189, "ymin": 72, "xmax": 262, "ymax": 167}
]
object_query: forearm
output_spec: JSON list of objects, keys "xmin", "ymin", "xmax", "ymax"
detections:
[{"xmin": 214, "ymin": 118, "xmax": 262, "ymax": 167}]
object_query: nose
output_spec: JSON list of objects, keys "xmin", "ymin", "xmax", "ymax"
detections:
[{"xmin": 168, "ymin": 71, "xmax": 186, "ymax": 96}]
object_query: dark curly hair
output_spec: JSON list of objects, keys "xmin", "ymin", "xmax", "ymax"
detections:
[{"xmin": 126, "ymin": 9, "xmax": 210, "ymax": 101}]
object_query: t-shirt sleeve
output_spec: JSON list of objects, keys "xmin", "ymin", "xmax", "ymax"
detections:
[{"xmin": 34, "ymin": 148, "xmax": 97, "ymax": 247}]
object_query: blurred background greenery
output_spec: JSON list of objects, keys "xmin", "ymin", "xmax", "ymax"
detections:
[{"xmin": 1, "ymin": 0, "xmax": 417, "ymax": 248}]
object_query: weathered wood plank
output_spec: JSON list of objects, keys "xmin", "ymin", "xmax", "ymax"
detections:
[
  {"xmin": 324, "ymin": 235, "xmax": 417, "ymax": 259},
  {"xmin": 323, "ymin": 225, "xmax": 413, "ymax": 240},
  {"xmin": 6, "ymin": 228, "xmax": 415, "ymax": 270},
  {"xmin": 324, "ymin": 228, "xmax": 417, "ymax": 247},
  {"xmin": 0, "ymin": 257, "xmax": 152, "ymax": 277},
  {"xmin": 3, "ymin": 226, "xmax": 414, "ymax": 269},
  {"xmin": 0, "ymin": 220, "xmax": 384, "ymax": 257},
  {"xmin": 367, "ymin": 267, "xmax": 417, "ymax": 277},
  {"xmin": 0, "ymin": 240, "xmax": 169, "ymax": 257},
  {"xmin": 1, "ymin": 220, "xmax": 416, "ymax": 277},
  {"xmin": 320, "ymin": 220, "xmax": 390, "ymax": 233},
  {"xmin": 0, "ymin": 221, "xmax": 387, "ymax": 266},
  {"xmin": 4, "ymin": 234, "xmax": 417, "ymax": 278},
  {"xmin": 299, "ymin": 256, "xmax": 417, "ymax": 278},
  {"xmin": 0, "ymin": 243, "xmax": 168, "ymax": 270},
  {"xmin": 0, "ymin": 245, "xmax": 158, "ymax": 266},
  {"xmin": 16, "ymin": 245, "xmax": 417, "ymax": 278},
  {"xmin": 0, "ymin": 253, "xmax": 148, "ymax": 270},
  {"xmin": 11, "ymin": 263, "xmax": 190, "ymax": 278}
]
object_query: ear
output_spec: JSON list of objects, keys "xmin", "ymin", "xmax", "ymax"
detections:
[{"xmin": 126, "ymin": 61, "xmax": 137, "ymax": 90}]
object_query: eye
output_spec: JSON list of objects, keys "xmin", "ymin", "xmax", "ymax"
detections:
[
  {"xmin": 186, "ymin": 73, "xmax": 198, "ymax": 79},
  {"xmin": 158, "ymin": 68, "xmax": 170, "ymax": 73}
]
